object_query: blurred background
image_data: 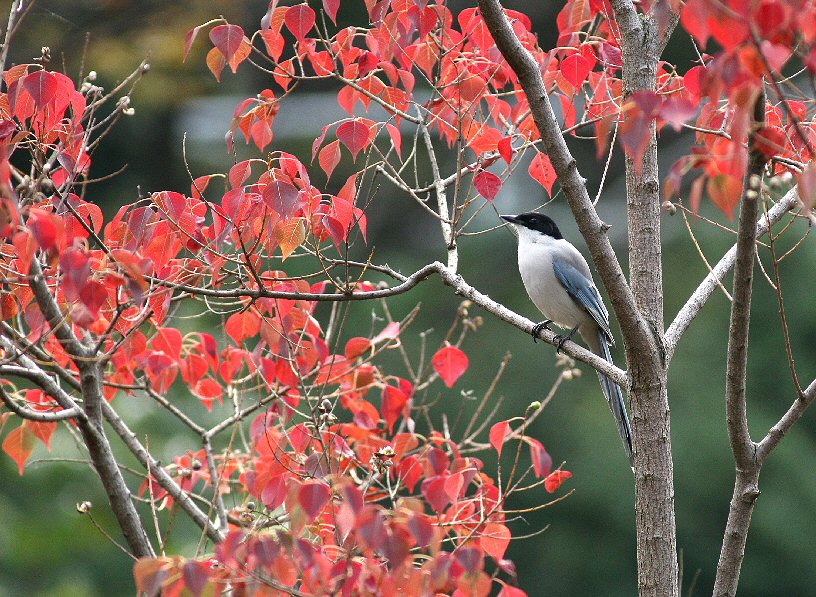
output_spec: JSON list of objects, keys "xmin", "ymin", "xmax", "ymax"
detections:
[{"xmin": 2, "ymin": 1, "xmax": 816, "ymax": 596}]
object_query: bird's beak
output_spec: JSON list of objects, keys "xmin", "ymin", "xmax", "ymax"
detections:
[{"xmin": 500, "ymin": 214, "xmax": 520, "ymax": 237}]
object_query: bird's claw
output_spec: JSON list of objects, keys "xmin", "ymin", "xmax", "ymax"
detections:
[
  {"xmin": 554, "ymin": 326, "xmax": 579, "ymax": 354},
  {"xmin": 531, "ymin": 320, "xmax": 552, "ymax": 343}
]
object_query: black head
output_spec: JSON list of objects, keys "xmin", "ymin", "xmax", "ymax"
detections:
[{"xmin": 501, "ymin": 212, "xmax": 563, "ymax": 239}]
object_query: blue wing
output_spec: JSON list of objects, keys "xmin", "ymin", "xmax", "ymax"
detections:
[{"xmin": 552, "ymin": 259, "xmax": 613, "ymax": 343}]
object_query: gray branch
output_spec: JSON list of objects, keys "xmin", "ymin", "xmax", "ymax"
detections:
[
  {"xmin": 0, "ymin": 383, "xmax": 82, "ymax": 421},
  {"xmin": 665, "ymin": 187, "xmax": 800, "ymax": 362},
  {"xmin": 101, "ymin": 401, "xmax": 225, "ymax": 544},
  {"xmin": 712, "ymin": 92, "xmax": 768, "ymax": 597}
]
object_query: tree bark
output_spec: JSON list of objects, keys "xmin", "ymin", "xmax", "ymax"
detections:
[
  {"xmin": 712, "ymin": 92, "xmax": 767, "ymax": 597},
  {"xmin": 613, "ymin": 8, "xmax": 678, "ymax": 595}
]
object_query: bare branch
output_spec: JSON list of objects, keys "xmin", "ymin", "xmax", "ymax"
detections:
[
  {"xmin": 0, "ymin": 384, "xmax": 82, "ymax": 421},
  {"xmin": 713, "ymin": 90, "xmax": 769, "ymax": 597},
  {"xmin": 665, "ymin": 188, "xmax": 800, "ymax": 361},
  {"xmin": 757, "ymin": 377, "xmax": 816, "ymax": 460},
  {"xmin": 101, "ymin": 401, "xmax": 225, "ymax": 544}
]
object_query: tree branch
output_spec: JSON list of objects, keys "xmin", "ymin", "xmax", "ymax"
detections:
[
  {"xmin": 101, "ymin": 401, "xmax": 225, "ymax": 544},
  {"xmin": 758, "ymin": 377, "xmax": 816, "ymax": 460},
  {"xmin": 713, "ymin": 90, "xmax": 768, "ymax": 597},
  {"xmin": 0, "ymin": 384, "xmax": 82, "ymax": 422},
  {"xmin": 76, "ymin": 360, "xmax": 155, "ymax": 558},
  {"xmin": 664, "ymin": 187, "xmax": 800, "ymax": 362}
]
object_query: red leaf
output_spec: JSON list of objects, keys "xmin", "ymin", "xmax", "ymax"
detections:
[
  {"xmin": 323, "ymin": 0, "xmax": 340, "ymax": 24},
  {"xmin": 381, "ymin": 385, "xmax": 409, "ymax": 432},
  {"xmin": 263, "ymin": 179, "xmax": 303, "ymax": 219},
  {"xmin": 421, "ymin": 476, "xmax": 452, "ymax": 513},
  {"xmin": 182, "ymin": 560, "xmax": 211, "ymax": 597},
  {"xmin": 153, "ymin": 327, "xmax": 183, "ymax": 360},
  {"xmin": 481, "ymin": 522, "xmax": 511, "ymax": 561},
  {"xmin": 373, "ymin": 321, "xmax": 401, "ymax": 342},
  {"xmin": 229, "ymin": 160, "xmax": 253, "ymax": 188},
  {"xmin": 432, "ymin": 345, "xmax": 469, "ymax": 388},
  {"xmin": 261, "ymin": 474, "xmax": 288, "ymax": 510},
  {"xmin": 681, "ymin": 0, "xmax": 710, "ymax": 46},
  {"xmin": 707, "ymin": 174, "xmax": 742, "ymax": 221},
  {"xmin": 337, "ymin": 120, "xmax": 372, "ymax": 161},
  {"xmin": 498, "ymin": 586, "xmax": 528, "ymax": 597},
  {"xmin": 27, "ymin": 421, "xmax": 57, "ymax": 450},
  {"xmin": 336, "ymin": 484, "xmax": 363, "ymax": 539},
  {"xmin": 28, "ymin": 208, "xmax": 63, "ymax": 252},
  {"xmin": 797, "ymin": 162, "xmax": 816, "ymax": 211},
  {"xmin": 386, "ymin": 123, "xmax": 402, "ymax": 158},
  {"xmin": 225, "ymin": 310, "xmax": 261, "ymax": 345},
  {"xmin": 753, "ymin": 126, "xmax": 786, "ymax": 160},
  {"xmin": 345, "ymin": 337, "xmax": 373, "ymax": 359},
  {"xmin": 489, "ymin": 421, "xmax": 511, "ymax": 457},
  {"xmin": 561, "ymin": 53, "xmax": 591, "ymax": 88},
  {"xmin": 206, "ymin": 47, "xmax": 226, "ymax": 81},
  {"xmin": 60, "ymin": 247, "xmax": 91, "ymax": 302},
  {"xmin": 299, "ymin": 481, "xmax": 331, "ymax": 520},
  {"xmin": 183, "ymin": 26, "xmax": 202, "ymax": 62},
  {"xmin": 498, "ymin": 136, "xmax": 514, "ymax": 164},
  {"xmin": 285, "ymin": 4, "xmax": 316, "ymax": 43},
  {"xmin": 408, "ymin": 513, "xmax": 435, "ymax": 548},
  {"xmin": 23, "ymin": 70, "xmax": 58, "ymax": 110},
  {"xmin": 3, "ymin": 424, "xmax": 36, "ymax": 475},
  {"xmin": 544, "ymin": 469, "xmax": 573, "ymax": 493},
  {"xmin": 660, "ymin": 97, "xmax": 697, "ymax": 131},
  {"xmin": 473, "ymin": 170, "xmax": 502, "ymax": 201},
  {"xmin": 318, "ymin": 139, "xmax": 342, "ymax": 181},
  {"xmin": 528, "ymin": 438, "xmax": 552, "ymax": 478},
  {"xmin": 559, "ymin": 93, "xmax": 577, "ymax": 130},
  {"xmin": 528, "ymin": 152, "xmax": 557, "ymax": 197},
  {"xmin": 209, "ymin": 24, "xmax": 245, "ymax": 63}
]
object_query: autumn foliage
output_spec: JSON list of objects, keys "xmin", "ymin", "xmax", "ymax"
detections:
[{"xmin": 1, "ymin": 0, "xmax": 815, "ymax": 594}]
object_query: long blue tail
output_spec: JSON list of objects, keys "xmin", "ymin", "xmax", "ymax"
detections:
[{"xmin": 596, "ymin": 331, "xmax": 633, "ymax": 466}]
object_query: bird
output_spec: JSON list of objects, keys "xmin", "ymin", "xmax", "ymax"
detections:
[{"xmin": 501, "ymin": 212, "xmax": 633, "ymax": 466}]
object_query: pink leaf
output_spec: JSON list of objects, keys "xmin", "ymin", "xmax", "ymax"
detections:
[
  {"xmin": 386, "ymin": 123, "xmax": 402, "ymax": 158},
  {"xmin": 481, "ymin": 522, "xmax": 511, "ymax": 561},
  {"xmin": 337, "ymin": 120, "xmax": 372, "ymax": 161},
  {"xmin": 432, "ymin": 345, "xmax": 469, "ymax": 388},
  {"xmin": 318, "ymin": 139, "xmax": 342, "ymax": 181},
  {"xmin": 473, "ymin": 170, "xmax": 502, "ymax": 201},
  {"xmin": 545, "ymin": 469, "xmax": 573, "ymax": 493},
  {"xmin": 285, "ymin": 4, "xmax": 316, "ymax": 43},
  {"xmin": 528, "ymin": 152, "xmax": 557, "ymax": 197},
  {"xmin": 23, "ymin": 71, "xmax": 58, "ymax": 110},
  {"xmin": 298, "ymin": 481, "xmax": 331, "ymax": 520},
  {"xmin": 263, "ymin": 179, "xmax": 303, "ymax": 219},
  {"xmin": 561, "ymin": 53, "xmax": 591, "ymax": 88},
  {"xmin": 528, "ymin": 438, "xmax": 552, "ymax": 478},
  {"xmin": 209, "ymin": 24, "xmax": 245, "ymax": 62},
  {"xmin": 183, "ymin": 26, "xmax": 202, "ymax": 61},
  {"xmin": 323, "ymin": 0, "xmax": 340, "ymax": 24},
  {"xmin": 489, "ymin": 420, "xmax": 511, "ymax": 457}
]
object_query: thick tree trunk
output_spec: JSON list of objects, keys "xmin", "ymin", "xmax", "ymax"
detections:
[{"xmin": 615, "ymin": 6, "xmax": 679, "ymax": 596}]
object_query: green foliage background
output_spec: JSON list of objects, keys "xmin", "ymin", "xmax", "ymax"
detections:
[{"xmin": 2, "ymin": 2, "xmax": 815, "ymax": 596}]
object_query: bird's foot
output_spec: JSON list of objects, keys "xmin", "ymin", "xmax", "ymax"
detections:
[
  {"xmin": 531, "ymin": 320, "xmax": 553, "ymax": 343},
  {"xmin": 554, "ymin": 326, "xmax": 579, "ymax": 353}
]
